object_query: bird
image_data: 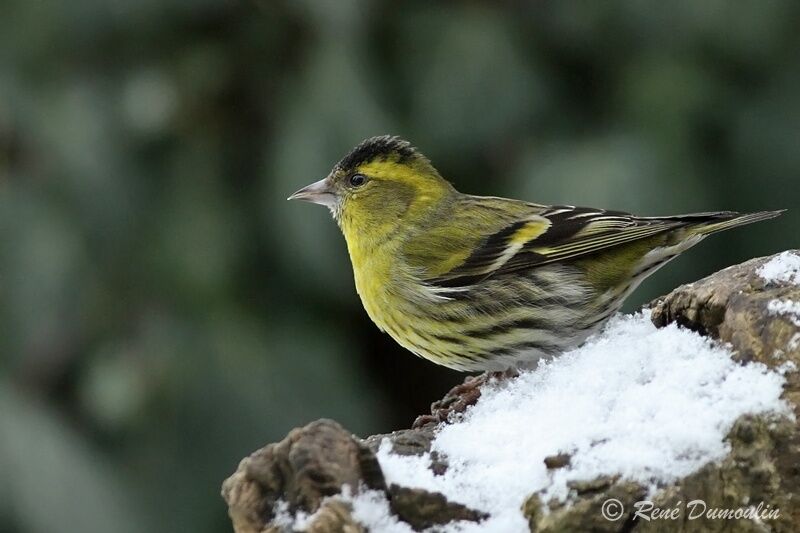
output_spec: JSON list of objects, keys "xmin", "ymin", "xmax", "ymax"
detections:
[{"xmin": 288, "ymin": 135, "xmax": 783, "ymax": 372}]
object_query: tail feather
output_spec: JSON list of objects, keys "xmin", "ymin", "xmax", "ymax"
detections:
[{"xmin": 683, "ymin": 209, "xmax": 785, "ymax": 236}]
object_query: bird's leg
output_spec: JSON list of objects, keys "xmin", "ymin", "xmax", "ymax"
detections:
[
  {"xmin": 412, "ymin": 368, "xmax": 519, "ymax": 428},
  {"xmin": 488, "ymin": 368, "xmax": 520, "ymax": 381}
]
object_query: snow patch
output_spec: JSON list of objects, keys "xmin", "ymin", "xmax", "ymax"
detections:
[
  {"xmin": 375, "ymin": 312, "xmax": 789, "ymax": 532},
  {"xmin": 789, "ymin": 333, "xmax": 800, "ymax": 351},
  {"xmin": 777, "ymin": 360, "xmax": 797, "ymax": 375},
  {"xmin": 766, "ymin": 299, "xmax": 800, "ymax": 327},
  {"xmin": 348, "ymin": 489, "xmax": 415, "ymax": 533},
  {"xmin": 272, "ymin": 488, "xmax": 415, "ymax": 533},
  {"xmin": 757, "ymin": 252, "xmax": 800, "ymax": 285}
]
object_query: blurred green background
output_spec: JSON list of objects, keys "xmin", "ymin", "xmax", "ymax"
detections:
[{"xmin": 1, "ymin": 0, "xmax": 798, "ymax": 531}]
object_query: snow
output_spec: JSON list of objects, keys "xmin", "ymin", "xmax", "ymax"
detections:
[
  {"xmin": 757, "ymin": 251, "xmax": 800, "ymax": 285},
  {"xmin": 777, "ymin": 361, "xmax": 798, "ymax": 375},
  {"xmin": 272, "ymin": 488, "xmax": 416, "ymax": 533},
  {"xmin": 765, "ymin": 299, "xmax": 800, "ymax": 355},
  {"xmin": 757, "ymin": 252, "xmax": 800, "ymax": 350},
  {"xmin": 766, "ymin": 299, "xmax": 800, "ymax": 327},
  {"xmin": 790, "ymin": 334, "xmax": 800, "ymax": 351},
  {"xmin": 348, "ymin": 489, "xmax": 415, "ymax": 533},
  {"xmin": 277, "ymin": 311, "xmax": 791, "ymax": 532}
]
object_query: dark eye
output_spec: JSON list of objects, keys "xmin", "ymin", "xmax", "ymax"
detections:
[{"xmin": 349, "ymin": 173, "xmax": 367, "ymax": 187}]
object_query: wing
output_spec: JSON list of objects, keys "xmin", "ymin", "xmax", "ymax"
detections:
[
  {"xmin": 400, "ymin": 195, "xmax": 548, "ymax": 282},
  {"xmin": 425, "ymin": 204, "xmax": 692, "ymax": 288}
]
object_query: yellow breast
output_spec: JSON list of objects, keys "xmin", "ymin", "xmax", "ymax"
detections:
[{"xmin": 343, "ymin": 228, "xmax": 395, "ymax": 328}]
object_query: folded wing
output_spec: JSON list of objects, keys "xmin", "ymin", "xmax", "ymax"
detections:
[{"xmin": 427, "ymin": 205, "xmax": 707, "ymax": 288}]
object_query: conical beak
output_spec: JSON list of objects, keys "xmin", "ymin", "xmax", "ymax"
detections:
[{"xmin": 287, "ymin": 178, "xmax": 337, "ymax": 207}]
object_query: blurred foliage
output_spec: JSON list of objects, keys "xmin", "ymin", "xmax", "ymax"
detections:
[{"xmin": 1, "ymin": 0, "xmax": 798, "ymax": 531}]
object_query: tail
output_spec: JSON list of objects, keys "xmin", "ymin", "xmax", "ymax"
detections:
[{"xmin": 676, "ymin": 209, "xmax": 785, "ymax": 236}]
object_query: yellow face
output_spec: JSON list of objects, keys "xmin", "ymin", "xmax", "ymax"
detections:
[
  {"xmin": 289, "ymin": 137, "xmax": 454, "ymax": 249},
  {"xmin": 341, "ymin": 156, "xmax": 446, "ymax": 216}
]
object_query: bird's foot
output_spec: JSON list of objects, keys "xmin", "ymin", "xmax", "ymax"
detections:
[{"xmin": 412, "ymin": 368, "xmax": 519, "ymax": 429}]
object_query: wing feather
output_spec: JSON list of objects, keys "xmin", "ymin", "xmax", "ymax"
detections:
[{"xmin": 429, "ymin": 206, "xmax": 687, "ymax": 287}]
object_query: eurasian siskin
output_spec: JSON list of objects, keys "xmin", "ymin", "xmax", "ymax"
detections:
[{"xmin": 289, "ymin": 136, "xmax": 782, "ymax": 371}]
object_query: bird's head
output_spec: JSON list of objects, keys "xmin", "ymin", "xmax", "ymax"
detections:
[{"xmin": 289, "ymin": 136, "xmax": 454, "ymax": 243}]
